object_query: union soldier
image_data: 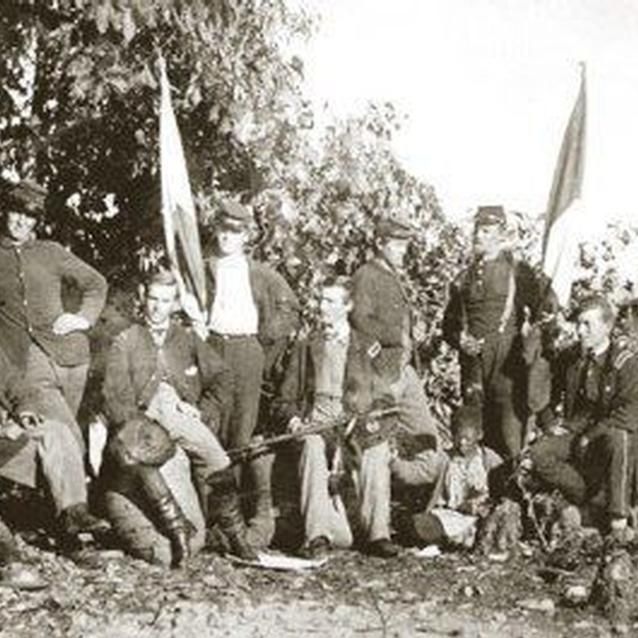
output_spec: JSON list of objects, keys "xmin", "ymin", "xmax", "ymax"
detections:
[
  {"xmin": 205, "ymin": 201, "xmax": 300, "ymax": 548},
  {"xmin": 102, "ymin": 270, "xmax": 256, "ymax": 566},
  {"xmin": 0, "ymin": 179, "xmax": 108, "ymax": 449},
  {"xmin": 344, "ymin": 218, "xmax": 445, "ymax": 557},
  {"xmin": 529, "ymin": 295, "xmax": 638, "ymax": 533},
  {"xmin": 442, "ymin": 205, "xmax": 548, "ymax": 458}
]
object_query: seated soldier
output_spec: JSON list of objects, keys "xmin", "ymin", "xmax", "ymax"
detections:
[
  {"xmin": 274, "ymin": 276, "xmax": 443, "ymax": 559},
  {"xmin": 529, "ymin": 295, "xmax": 638, "ymax": 535},
  {"xmin": 0, "ymin": 347, "xmax": 110, "ymax": 540},
  {"xmin": 102, "ymin": 270, "xmax": 256, "ymax": 566},
  {"xmin": 409, "ymin": 405, "xmax": 502, "ymax": 549}
]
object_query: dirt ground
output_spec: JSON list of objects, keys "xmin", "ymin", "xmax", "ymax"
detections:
[{"xmin": 0, "ymin": 533, "xmax": 628, "ymax": 638}]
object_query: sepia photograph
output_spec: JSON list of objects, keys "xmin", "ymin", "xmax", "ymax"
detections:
[{"xmin": 1, "ymin": 1, "xmax": 638, "ymax": 635}]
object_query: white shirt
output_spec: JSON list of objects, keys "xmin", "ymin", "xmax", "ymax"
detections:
[{"xmin": 208, "ymin": 254, "xmax": 259, "ymax": 335}]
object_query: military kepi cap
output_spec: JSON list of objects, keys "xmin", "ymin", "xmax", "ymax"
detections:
[
  {"xmin": 474, "ymin": 205, "xmax": 506, "ymax": 228},
  {"xmin": 376, "ymin": 217, "xmax": 415, "ymax": 241},
  {"xmin": 3, "ymin": 179, "xmax": 47, "ymax": 217},
  {"xmin": 215, "ymin": 200, "xmax": 253, "ymax": 230}
]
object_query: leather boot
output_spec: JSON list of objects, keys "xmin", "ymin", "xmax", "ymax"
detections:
[
  {"xmin": 208, "ymin": 467, "xmax": 259, "ymax": 561},
  {"xmin": 138, "ymin": 467, "xmax": 191, "ymax": 568},
  {"xmin": 246, "ymin": 452, "xmax": 275, "ymax": 549},
  {"xmin": 155, "ymin": 494, "xmax": 191, "ymax": 568}
]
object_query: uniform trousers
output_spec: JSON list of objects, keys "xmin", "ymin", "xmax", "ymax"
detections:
[
  {"xmin": 530, "ymin": 428, "xmax": 632, "ymax": 518},
  {"xmin": 0, "ymin": 418, "xmax": 87, "ymax": 514},
  {"xmin": 299, "ymin": 435, "xmax": 394, "ymax": 544},
  {"xmin": 206, "ymin": 334, "xmax": 264, "ymax": 449},
  {"xmin": 145, "ymin": 382, "xmax": 230, "ymax": 484},
  {"xmin": 466, "ymin": 333, "xmax": 526, "ymax": 459}
]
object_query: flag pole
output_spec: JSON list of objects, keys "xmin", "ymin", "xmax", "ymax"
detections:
[
  {"xmin": 539, "ymin": 62, "xmax": 587, "ymax": 312},
  {"xmin": 158, "ymin": 53, "xmax": 209, "ymax": 333}
]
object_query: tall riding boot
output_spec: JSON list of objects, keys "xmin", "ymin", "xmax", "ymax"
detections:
[
  {"xmin": 246, "ymin": 452, "xmax": 276, "ymax": 549},
  {"xmin": 138, "ymin": 467, "xmax": 191, "ymax": 568},
  {"xmin": 208, "ymin": 467, "xmax": 259, "ymax": 561}
]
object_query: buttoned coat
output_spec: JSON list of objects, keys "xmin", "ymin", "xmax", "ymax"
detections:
[
  {"xmin": 345, "ymin": 257, "xmax": 412, "ymax": 415},
  {"xmin": 102, "ymin": 322, "xmax": 232, "ymax": 431},
  {"xmin": 0, "ymin": 238, "xmax": 107, "ymax": 370}
]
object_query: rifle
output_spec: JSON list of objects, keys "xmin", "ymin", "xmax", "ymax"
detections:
[{"xmin": 226, "ymin": 406, "xmax": 400, "ymax": 464}]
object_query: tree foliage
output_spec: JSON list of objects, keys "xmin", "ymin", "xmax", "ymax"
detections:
[
  {"xmin": 0, "ymin": 0, "xmax": 313, "ymax": 282},
  {"xmin": 0, "ymin": 0, "xmax": 474, "ymax": 420}
]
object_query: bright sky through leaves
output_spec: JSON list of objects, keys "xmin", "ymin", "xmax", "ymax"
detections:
[{"xmin": 298, "ymin": 0, "xmax": 638, "ymax": 230}]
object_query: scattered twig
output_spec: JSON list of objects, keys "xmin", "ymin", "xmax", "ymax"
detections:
[{"xmin": 367, "ymin": 590, "xmax": 389, "ymax": 637}]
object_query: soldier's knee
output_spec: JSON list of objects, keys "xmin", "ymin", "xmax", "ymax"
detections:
[{"xmin": 109, "ymin": 416, "xmax": 176, "ymax": 468}]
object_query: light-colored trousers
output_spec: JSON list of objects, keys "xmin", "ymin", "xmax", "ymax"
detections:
[
  {"xmin": 23, "ymin": 344, "xmax": 88, "ymax": 450},
  {"xmin": 299, "ymin": 435, "xmax": 394, "ymax": 545},
  {"xmin": 0, "ymin": 418, "xmax": 87, "ymax": 514},
  {"xmin": 104, "ymin": 448, "xmax": 206, "ymax": 566},
  {"xmin": 145, "ymin": 382, "xmax": 230, "ymax": 481},
  {"xmin": 38, "ymin": 418, "xmax": 88, "ymax": 513}
]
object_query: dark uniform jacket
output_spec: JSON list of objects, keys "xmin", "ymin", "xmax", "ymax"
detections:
[
  {"xmin": 554, "ymin": 337, "xmax": 638, "ymax": 436},
  {"xmin": 102, "ymin": 322, "xmax": 232, "ymax": 431},
  {"xmin": 0, "ymin": 237, "xmax": 107, "ymax": 370},
  {"xmin": 345, "ymin": 257, "xmax": 411, "ymax": 414},
  {"xmin": 269, "ymin": 337, "xmax": 317, "ymax": 430},
  {"xmin": 443, "ymin": 253, "xmax": 543, "ymax": 347},
  {"xmin": 442, "ymin": 252, "xmax": 550, "ymax": 401}
]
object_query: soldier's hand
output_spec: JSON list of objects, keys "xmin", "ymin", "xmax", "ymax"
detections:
[
  {"xmin": 288, "ymin": 416, "xmax": 304, "ymax": 434},
  {"xmin": 52, "ymin": 313, "xmax": 90, "ymax": 335},
  {"xmin": 18, "ymin": 411, "xmax": 44, "ymax": 437},
  {"xmin": 19, "ymin": 411, "xmax": 42, "ymax": 428},
  {"xmin": 520, "ymin": 306, "xmax": 532, "ymax": 338},
  {"xmin": 575, "ymin": 434, "xmax": 589, "ymax": 461},
  {"xmin": 547, "ymin": 423, "xmax": 570, "ymax": 437},
  {"xmin": 459, "ymin": 331, "xmax": 483, "ymax": 356}
]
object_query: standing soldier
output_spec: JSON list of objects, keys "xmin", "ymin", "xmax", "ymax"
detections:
[
  {"xmin": 443, "ymin": 205, "xmax": 545, "ymax": 458},
  {"xmin": 345, "ymin": 218, "xmax": 444, "ymax": 555},
  {"xmin": 205, "ymin": 201, "xmax": 300, "ymax": 548},
  {"xmin": 0, "ymin": 179, "xmax": 108, "ymax": 448}
]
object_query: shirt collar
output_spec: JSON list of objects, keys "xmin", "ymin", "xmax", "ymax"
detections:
[{"xmin": 145, "ymin": 318, "xmax": 173, "ymax": 345}]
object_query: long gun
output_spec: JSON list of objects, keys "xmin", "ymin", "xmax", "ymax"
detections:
[{"xmin": 226, "ymin": 407, "xmax": 400, "ymax": 465}]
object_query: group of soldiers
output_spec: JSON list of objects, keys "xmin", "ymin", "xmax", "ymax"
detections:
[{"xmin": 1, "ymin": 178, "xmax": 637, "ymax": 588}]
